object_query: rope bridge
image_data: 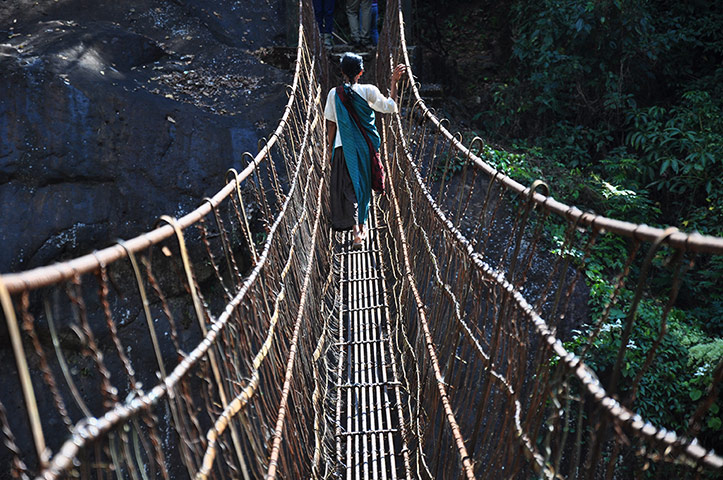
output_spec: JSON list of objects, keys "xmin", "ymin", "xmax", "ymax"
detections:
[{"xmin": 1, "ymin": 1, "xmax": 721, "ymax": 478}]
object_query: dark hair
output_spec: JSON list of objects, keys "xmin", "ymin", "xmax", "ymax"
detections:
[{"xmin": 340, "ymin": 53, "xmax": 363, "ymax": 80}]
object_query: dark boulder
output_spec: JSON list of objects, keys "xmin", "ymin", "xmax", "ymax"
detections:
[{"xmin": 0, "ymin": 0, "xmax": 294, "ymax": 273}]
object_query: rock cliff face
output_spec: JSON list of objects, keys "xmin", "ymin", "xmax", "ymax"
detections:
[{"xmin": 0, "ymin": 0, "xmax": 293, "ymax": 273}]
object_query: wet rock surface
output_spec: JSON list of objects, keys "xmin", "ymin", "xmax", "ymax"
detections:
[{"xmin": 0, "ymin": 0, "xmax": 294, "ymax": 272}]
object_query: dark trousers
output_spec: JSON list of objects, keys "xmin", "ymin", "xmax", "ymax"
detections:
[
  {"xmin": 313, "ymin": 0, "xmax": 335, "ymax": 34},
  {"xmin": 330, "ymin": 147, "xmax": 358, "ymax": 230}
]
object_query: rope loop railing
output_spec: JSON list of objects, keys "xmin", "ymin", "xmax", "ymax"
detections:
[
  {"xmin": 373, "ymin": 0, "xmax": 723, "ymax": 477},
  {"xmin": 0, "ymin": 1, "xmax": 334, "ymax": 479}
]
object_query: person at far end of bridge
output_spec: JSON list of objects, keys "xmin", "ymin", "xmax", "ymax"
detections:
[
  {"xmin": 313, "ymin": 0, "xmax": 335, "ymax": 48},
  {"xmin": 370, "ymin": 0, "xmax": 379, "ymax": 46},
  {"xmin": 324, "ymin": 52, "xmax": 407, "ymax": 249},
  {"xmin": 346, "ymin": 0, "xmax": 372, "ymax": 47}
]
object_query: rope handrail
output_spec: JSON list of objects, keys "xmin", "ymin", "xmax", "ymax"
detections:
[
  {"xmin": 1, "ymin": 2, "xmax": 334, "ymax": 478},
  {"xmin": 383, "ymin": 120, "xmax": 477, "ymax": 480},
  {"xmin": 395, "ymin": 9, "xmax": 723, "ymax": 255},
  {"xmin": 0, "ymin": 13, "xmax": 308, "ymax": 295},
  {"xmin": 36, "ymin": 50, "xmax": 324, "ymax": 480},
  {"xmin": 388, "ymin": 102, "xmax": 723, "ymax": 471},
  {"xmin": 369, "ymin": 1, "xmax": 723, "ymax": 476}
]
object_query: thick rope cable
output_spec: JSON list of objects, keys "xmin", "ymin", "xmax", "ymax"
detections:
[
  {"xmin": 382, "ymin": 0, "xmax": 722, "ymax": 472},
  {"xmin": 34, "ymin": 23, "xmax": 323, "ymax": 480},
  {"xmin": 386, "ymin": 85, "xmax": 723, "ymax": 471},
  {"xmin": 2, "ymin": 1, "xmax": 722, "ymax": 478},
  {"xmin": 383, "ymin": 120, "xmax": 477, "ymax": 480},
  {"xmin": 194, "ymin": 65, "xmax": 322, "ymax": 479},
  {"xmin": 265, "ymin": 144, "xmax": 326, "ymax": 480}
]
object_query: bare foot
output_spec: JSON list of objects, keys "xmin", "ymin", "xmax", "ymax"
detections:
[{"xmin": 352, "ymin": 234, "xmax": 363, "ymax": 249}]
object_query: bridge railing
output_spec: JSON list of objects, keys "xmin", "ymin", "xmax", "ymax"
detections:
[
  {"xmin": 374, "ymin": 0, "xmax": 722, "ymax": 478},
  {"xmin": 0, "ymin": 1, "xmax": 336, "ymax": 479}
]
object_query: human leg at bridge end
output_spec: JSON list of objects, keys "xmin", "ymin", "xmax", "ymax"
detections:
[
  {"xmin": 324, "ymin": 53, "xmax": 407, "ymax": 248},
  {"xmin": 345, "ymin": 0, "xmax": 372, "ymax": 47},
  {"xmin": 313, "ymin": 0, "xmax": 335, "ymax": 48}
]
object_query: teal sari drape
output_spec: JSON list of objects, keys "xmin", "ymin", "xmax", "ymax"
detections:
[{"xmin": 335, "ymin": 84, "xmax": 381, "ymax": 225}]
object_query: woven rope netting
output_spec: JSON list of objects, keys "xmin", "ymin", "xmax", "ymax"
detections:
[
  {"xmin": 371, "ymin": 1, "xmax": 723, "ymax": 478},
  {"xmin": 0, "ymin": 2, "xmax": 340, "ymax": 478}
]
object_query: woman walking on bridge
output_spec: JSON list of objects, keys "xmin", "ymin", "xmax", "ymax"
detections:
[{"xmin": 324, "ymin": 53, "xmax": 406, "ymax": 248}]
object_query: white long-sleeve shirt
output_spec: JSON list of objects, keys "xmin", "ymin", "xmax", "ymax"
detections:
[{"xmin": 324, "ymin": 84, "xmax": 397, "ymax": 149}]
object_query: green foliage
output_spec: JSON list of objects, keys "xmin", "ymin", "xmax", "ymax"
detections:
[
  {"xmin": 476, "ymin": 143, "xmax": 542, "ymax": 183},
  {"xmin": 567, "ymin": 258, "xmax": 723, "ymax": 449},
  {"xmin": 468, "ymin": 0, "xmax": 723, "ymax": 229},
  {"xmin": 465, "ymin": 4, "xmax": 723, "ymax": 439},
  {"xmin": 434, "ymin": 136, "xmax": 543, "ymax": 183},
  {"xmin": 626, "ymin": 90, "xmax": 723, "ymax": 208},
  {"xmin": 492, "ymin": 0, "xmax": 723, "ymax": 134},
  {"xmin": 439, "ymin": 137, "xmax": 723, "ymax": 453}
]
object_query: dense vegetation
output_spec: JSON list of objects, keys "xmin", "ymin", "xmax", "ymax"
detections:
[{"xmin": 416, "ymin": 0, "xmax": 722, "ymax": 459}]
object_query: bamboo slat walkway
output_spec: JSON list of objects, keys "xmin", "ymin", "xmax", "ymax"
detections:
[{"xmin": 334, "ymin": 200, "xmax": 409, "ymax": 480}]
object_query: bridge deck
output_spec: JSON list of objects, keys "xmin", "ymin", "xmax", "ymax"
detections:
[{"xmin": 334, "ymin": 201, "xmax": 407, "ymax": 480}]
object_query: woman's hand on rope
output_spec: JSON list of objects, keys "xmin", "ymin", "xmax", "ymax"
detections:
[
  {"xmin": 392, "ymin": 64, "xmax": 407, "ymax": 84},
  {"xmin": 390, "ymin": 64, "xmax": 407, "ymax": 102}
]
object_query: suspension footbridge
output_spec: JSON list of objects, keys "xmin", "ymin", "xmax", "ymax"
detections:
[{"xmin": 1, "ymin": 1, "xmax": 722, "ymax": 479}]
